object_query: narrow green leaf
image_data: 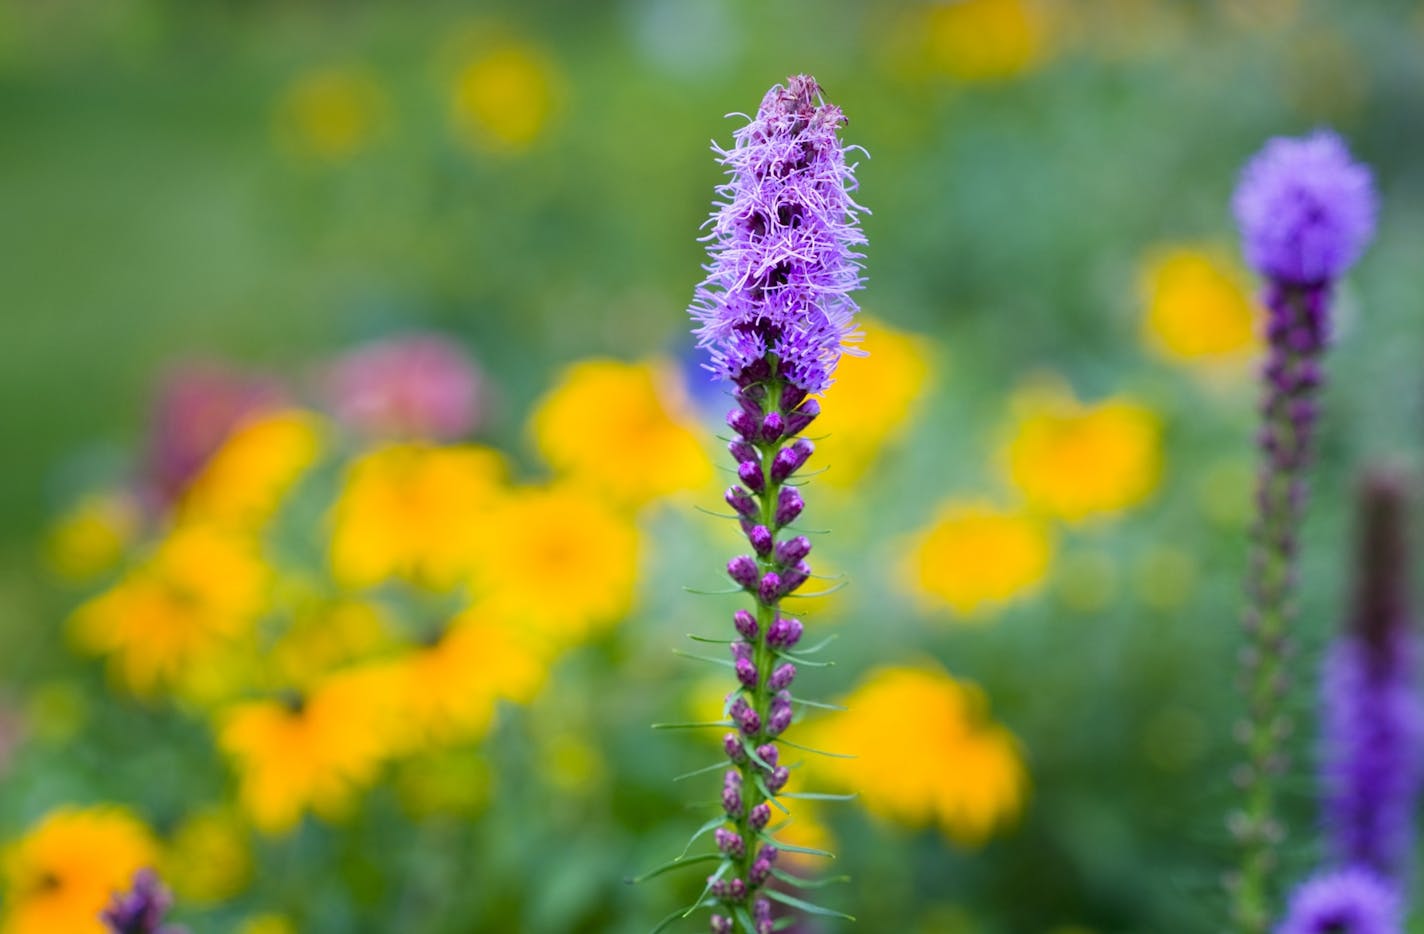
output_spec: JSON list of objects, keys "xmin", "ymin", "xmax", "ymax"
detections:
[
  {"xmin": 684, "ymin": 585, "xmax": 746, "ymax": 596},
  {"xmin": 740, "ymin": 737, "xmax": 774, "ymax": 772},
  {"xmin": 765, "ymin": 888, "xmax": 855, "ymax": 921},
  {"xmin": 783, "ymin": 581, "xmax": 848, "ymax": 599},
  {"xmin": 652, "ymin": 721, "xmax": 734, "ymax": 730},
  {"xmin": 694, "ymin": 505, "xmax": 742, "ymax": 520},
  {"xmin": 790, "ymin": 696, "xmax": 847, "ymax": 711},
  {"xmin": 778, "ymin": 738, "xmax": 856, "ymax": 759},
  {"xmin": 686, "ymin": 633, "xmax": 733, "ymax": 644},
  {"xmin": 761, "ymin": 837, "xmax": 835, "ymax": 859},
  {"xmin": 788, "ymin": 634, "xmax": 838, "ymax": 655},
  {"xmin": 780, "ymin": 792, "xmax": 858, "ymax": 802},
  {"xmin": 673, "ymin": 761, "xmax": 729, "ymax": 782},
  {"xmin": 732, "ymin": 904, "xmax": 757, "ymax": 932},
  {"xmin": 628, "ymin": 852, "xmax": 722, "ymax": 884},
  {"xmin": 772, "ymin": 651, "xmax": 834, "ymax": 668},
  {"xmin": 682, "ymin": 861, "xmax": 731, "ymax": 918},
  {"xmin": 676, "ymin": 815, "xmax": 729, "ymax": 861},
  {"xmin": 753, "ymin": 776, "xmax": 790, "ymax": 814},
  {"xmin": 672, "ymin": 650, "xmax": 735, "ymax": 668},
  {"xmin": 770, "ymin": 868, "xmax": 851, "ymax": 889}
]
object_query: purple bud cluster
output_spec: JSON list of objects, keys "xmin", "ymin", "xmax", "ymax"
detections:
[{"xmin": 102, "ymin": 869, "xmax": 185, "ymax": 934}]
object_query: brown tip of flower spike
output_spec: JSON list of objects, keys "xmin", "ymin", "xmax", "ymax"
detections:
[{"xmin": 1350, "ymin": 468, "xmax": 1413, "ymax": 657}]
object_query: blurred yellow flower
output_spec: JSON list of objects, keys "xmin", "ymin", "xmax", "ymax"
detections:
[
  {"xmin": 815, "ymin": 318, "xmax": 934, "ymax": 489},
  {"xmin": 1140, "ymin": 247, "xmax": 1258, "ymax": 365},
  {"xmin": 451, "ymin": 43, "xmax": 558, "ymax": 151},
  {"xmin": 804, "ymin": 665, "xmax": 1027, "ymax": 846},
  {"xmin": 165, "ymin": 807, "xmax": 251, "ymax": 904},
  {"xmin": 531, "ymin": 358, "xmax": 711, "ymax": 506},
  {"xmin": 275, "ymin": 67, "xmax": 385, "ymax": 161},
  {"xmin": 386, "ymin": 607, "xmax": 547, "ymax": 751},
  {"xmin": 1, "ymin": 806, "xmax": 158, "ymax": 934},
  {"xmin": 475, "ymin": 484, "xmax": 639, "ymax": 645},
  {"xmin": 394, "ymin": 749, "xmax": 492, "ymax": 818},
  {"xmin": 43, "ymin": 491, "xmax": 140, "ymax": 582},
  {"xmin": 330, "ymin": 443, "xmax": 507, "ymax": 590},
  {"xmin": 219, "ymin": 665, "xmax": 397, "ymax": 834},
  {"xmin": 924, "ymin": 0, "xmax": 1052, "ymax": 81},
  {"xmin": 1002, "ymin": 384, "xmax": 1162, "ymax": 523},
  {"xmin": 71, "ymin": 524, "xmax": 269, "ymax": 696},
  {"xmin": 240, "ymin": 914, "xmax": 297, "ymax": 934},
  {"xmin": 181, "ymin": 410, "xmax": 323, "ymax": 532},
  {"xmin": 904, "ymin": 500, "xmax": 1052, "ymax": 617},
  {"xmin": 268, "ymin": 599, "xmax": 394, "ymax": 691}
]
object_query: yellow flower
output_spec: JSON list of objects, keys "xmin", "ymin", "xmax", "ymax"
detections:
[
  {"xmin": 1140, "ymin": 246, "xmax": 1258, "ymax": 365},
  {"xmin": 924, "ymin": 0, "xmax": 1052, "ymax": 81},
  {"xmin": 329, "ymin": 443, "xmax": 507, "ymax": 590},
  {"xmin": 1001, "ymin": 383, "xmax": 1162, "ymax": 523},
  {"xmin": 814, "ymin": 318, "xmax": 934, "ymax": 489},
  {"xmin": 385, "ymin": 606, "xmax": 548, "ymax": 751},
  {"xmin": 450, "ymin": 43, "xmax": 558, "ymax": 151},
  {"xmin": 274, "ymin": 67, "xmax": 385, "ymax": 161},
  {"xmin": 531, "ymin": 358, "xmax": 711, "ymax": 506},
  {"xmin": 180, "ymin": 410, "xmax": 323, "ymax": 532},
  {"xmin": 268, "ymin": 599, "xmax": 394, "ymax": 691},
  {"xmin": 475, "ymin": 484, "xmax": 639, "ymax": 645},
  {"xmin": 71, "ymin": 524, "xmax": 269, "ymax": 696},
  {"xmin": 219, "ymin": 665, "xmax": 398, "ymax": 834},
  {"xmin": 240, "ymin": 914, "xmax": 297, "ymax": 934},
  {"xmin": 165, "ymin": 807, "xmax": 251, "ymax": 904},
  {"xmin": 1, "ymin": 806, "xmax": 159, "ymax": 934},
  {"xmin": 904, "ymin": 500, "xmax": 1052, "ymax": 617},
  {"xmin": 803, "ymin": 665, "xmax": 1027, "ymax": 846},
  {"xmin": 43, "ymin": 491, "xmax": 140, "ymax": 582}
]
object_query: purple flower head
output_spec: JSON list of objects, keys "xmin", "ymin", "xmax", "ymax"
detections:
[
  {"xmin": 689, "ymin": 75, "xmax": 866, "ymax": 393},
  {"xmin": 321, "ymin": 333, "xmax": 484, "ymax": 442},
  {"xmin": 102, "ymin": 868, "xmax": 184, "ymax": 934},
  {"xmin": 1322, "ymin": 470, "xmax": 1424, "ymax": 884},
  {"xmin": 1275, "ymin": 868, "xmax": 1401, "ymax": 934},
  {"xmin": 1233, "ymin": 130, "xmax": 1376, "ymax": 285}
]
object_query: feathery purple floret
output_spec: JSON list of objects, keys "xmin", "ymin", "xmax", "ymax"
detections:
[
  {"xmin": 1233, "ymin": 130, "xmax": 1376, "ymax": 286},
  {"xmin": 1321, "ymin": 472, "xmax": 1423, "ymax": 886},
  {"xmin": 689, "ymin": 74, "xmax": 866, "ymax": 394},
  {"xmin": 1275, "ymin": 868, "xmax": 1401, "ymax": 934}
]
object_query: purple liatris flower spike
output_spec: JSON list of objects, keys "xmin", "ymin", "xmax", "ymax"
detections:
[
  {"xmin": 102, "ymin": 868, "xmax": 186, "ymax": 934},
  {"xmin": 662, "ymin": 75, "xmax": 863, "ymax": 929},
  {"xmin": 1321, "ymin": 471, "xmax": 1424, "ymax": 887},
  {"xmin": 1228, "ymin": 130, "xmax": 1377, "ymax": 934},
  {"xmin": 1275, "ymin": 868, "xmax": 1401, "ymax": 934}
]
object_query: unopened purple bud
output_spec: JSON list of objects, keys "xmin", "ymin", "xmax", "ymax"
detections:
[
  {"xmin": 728, "ymin": 555, "xmax": 759, "ymax": 589},
  {"xmin": 756, "ymin": 743, "xmax": 779, "ymax": 767},
  {"xmin": 727, "ymin": 408, "xmax": 758, "ymax": 439},
  {"xmin": 738, "ymin": 459, "xmax": 765, "ymax": 493},
  {"xmin": 774, "ymin": 535, "xmax": 811, "ymax": 565},
  {"xmin": 766, "ymin": 617, "xmax": 803, "ymax": 649},
  {"xmin": 768, "ymin": 704, "xmax": 793, "ymax": 737},
  {"xmin": 711, "ymin": 914, "xmax": 734, "ymax": 934},
  {"xmin": 768, "ymin": 766, "xmax": 790, "ymax": 792},
  {"xmin": 754, "ymin": 896, "xmax": 773, "ymax": 924},
  {"xmin": 750, "ymin": 859, "xmax": 771, "ymax": 885},
  {"xmin": 748, "ymin": 524, "xmax": 774, "ymax": 556},
  {"xmin": 727, "ymin": 877, "xmax": 747, "ymax": 900},
  {"xmin": 729, "ymin": 439, "xmax": 758, "ymax": 464},
  {"xmin": 781, "ymin": 385, "xmax": 807, "ymax": 411},
  {"xmin": 757, "ymin": 844, "xmax": 779, "ymax": 865},
  {"xmin": 731, "ymin": 697, "xmax": 761, "ymax": 735},
  {"xmin": 784, "ymin": 397, "xmax": 820, "ymax": 436},
  {"xmin": 723, "ymin": 732, "xmax": 746, "ymax": 762},
  {"xmin": 736, "ymin": 657, "xmax": 759, "ymax": 689},
  {"xmin": 774, "ymin": 487, "xmax": 804, "ymax": 527},
  {"xmin": 749, "ymin": 802, "xmax": 772, "ymax": 830},
  {"xmin": 780, "ymin": 561, "xmax": 811, "ymax": 594},
  {"xmin": 730, "ymin": 641, "xmax": 753, "ymax": 661},
  {"xmin": 760, "ymin": 411, "xmax": 785, "ymax": 443},
  {"xmin": 714, "ymin": 828, "xmax": 745, "ymax": 857},
  {"xmin": 769, "ymin": 662, "xmax": 796, "ymax": 691},
  {"xmin": 726, "ymin": 486, "xmax": 757, "ymax": 518},
  {"xmin": 722, "ymin": 785, "xmax": 742, "ymax": 817},
  {"xmin": 758, "ymin": 572, "xmax": 783, "ymax": 604},
  {"xmin": 770, "ymin": 439, "xmax": 814, "ymax": 482},
  {"xmin": 733, "ymin": 609, "xmax": 758, "ymax": 640}
]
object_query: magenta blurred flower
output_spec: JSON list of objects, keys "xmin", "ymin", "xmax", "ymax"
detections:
[{"xmin": 321, "ymin": 334, "xmax": 485, "ymax": 441}]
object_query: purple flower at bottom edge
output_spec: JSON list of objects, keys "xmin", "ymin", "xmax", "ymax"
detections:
[
  {"xmin": 101, "ymin": 868, "xmax": 185, "ymax": 934},
  {"xmin": 1275, "ymin": 868, "xmax": 1400, "ymax": 934}
]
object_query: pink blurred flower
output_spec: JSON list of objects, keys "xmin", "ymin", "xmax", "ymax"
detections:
[{"xmin": 321, "ymin": 334, "xmax": 485, "ymax": 441}]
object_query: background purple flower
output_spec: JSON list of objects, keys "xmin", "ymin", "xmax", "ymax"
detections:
[
  {"xmin": 320, "ymin": 333, "xmax": 485, "ymax": 441},
  {"xmin": 1275, "ymin": 868, "xmax": 1400, "ymax": 934}
]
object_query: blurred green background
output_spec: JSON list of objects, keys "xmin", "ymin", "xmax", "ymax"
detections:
[{"xmin": 4, "ymin": 1, "xmax": 1424, "ymax": 932}]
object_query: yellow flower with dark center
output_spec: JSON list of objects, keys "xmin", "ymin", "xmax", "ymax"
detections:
[
  {"xmin": 219, "ymin": 665, "xmax": 398, "ymax": 834},
  {"xmin": 44, "ymin": 491, "xmax": 141, "ymax": 582},
  {"xmin": 450, "ymin": 43, "xmax": 558, "ymax": 151},
  {"xmin": 1002, "ymin": 383, "xmax": 1162, "ymax": 523},
  {"xmin": 904, "ymin": 500, "xmax": 1052, "ymax": 617},
  {"xmin": 531, "ymin": 358, "xmax": 711, "ymax": 506},
  {"xmin": 180, "ymin": 410, "xmax": 323, "ymax": 532},
  {"xmin": 164, "ymin": 807, "xmax": 251, "ymax": 904},
  {"xmin": 71, "ymin": 524, "xmax": 269, "ymax": 696},
  {"xmin": 814, "ymin": 318, "xmax": 933, "ymax": 489},
  {"xmin": 924, "ymin": 0, "xmax": 1052, "ymax": 81},
  {"xmin": 1, "ymin": 806, "xmax": 159, "ymax": 934},
  {"xmin": 274, "ymin": 67, "xmax": 385, "ymax": 161},
  {"xmin": 475, "ymin": 484, "xmax": 639, "ymax": 645},
  {"xmin": 1140, "ymin": 247, "xmax": 1258, "ymax": 365},
  {"xmin": 329, "ymin": 443, "xmax": 507, "ymax": 590},
  {"xmin": 803, "ymin": 665, "xmax": 1027, "ymax": 846}
]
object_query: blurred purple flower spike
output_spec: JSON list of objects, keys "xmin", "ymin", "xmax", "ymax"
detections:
[{"xmin": 321, "ymin": 333, "xmax": 485, "ymax": 441}]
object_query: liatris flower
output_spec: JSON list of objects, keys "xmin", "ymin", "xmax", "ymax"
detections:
[
  {"xmin": 320, "ymin": 334, "xmax": 485, "ymax": 441},
  {"xmin": 102, "ymin": 868, "xmax": 186, "ymax": 934},
  {"xmin": 1321, "ymin": 471, "xmax": 1423, "ymax": 887},
  {"xmin": 658, "ymin": 75, "xmax": 862, "ymax": 933},
  {"xmin": 1228, "ymin": 130, "xmax": 1377, "ymax": 933},
  {"xmin": 1275, "ymin": 868, "xmax": 1401, "ymax": 934}
]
